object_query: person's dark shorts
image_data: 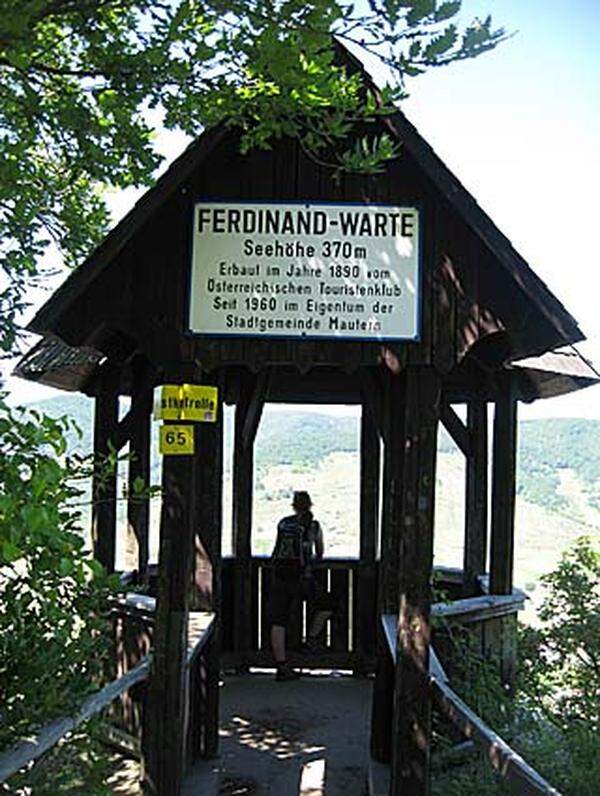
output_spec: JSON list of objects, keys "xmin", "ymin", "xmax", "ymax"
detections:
[{"xmin": 269, "ymin": 567, "xmax": 335, "ymax": 627}]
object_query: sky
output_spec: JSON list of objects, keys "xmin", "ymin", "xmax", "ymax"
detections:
[{"xmin": 5, "ymin": 0, "xmax": 600, "ymax": 419}]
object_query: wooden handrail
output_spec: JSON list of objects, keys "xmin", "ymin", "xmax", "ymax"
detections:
[
  {"xmin": 0, "ymin": 658, "xmax": 151, "ymax": 784},
  {"xmin": 0, "ymin": 612, "xmax": 215, "ymax": 784},
  {"xmin": 432, "ymin": 591, "xmax": 526, "ymax": 623},
  {"xmin": 430, "ymin": 670, "xmax": 560, "ymax": 795},
  {"xmin": 380, "ymin": 613, "xmax": 561, "ymax": 795}
]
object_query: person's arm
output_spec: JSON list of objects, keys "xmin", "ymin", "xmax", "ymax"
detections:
[{"xmin": 315, "ymin": 522, "xmax": 324, "ymax": 561}]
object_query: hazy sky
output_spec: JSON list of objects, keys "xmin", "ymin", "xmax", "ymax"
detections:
[{"xmin": 6, "ymin": 0, "xmax": 600, "ymax": 417}]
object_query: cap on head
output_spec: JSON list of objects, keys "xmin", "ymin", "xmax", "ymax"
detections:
[{"xmin": 292, "ymin": 491, "xmax": 312, "ymax": 512}]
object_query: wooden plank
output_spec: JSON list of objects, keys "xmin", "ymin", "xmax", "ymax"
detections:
[
  {"xmin": 463, "ymin": 400, "xmax": 488, "ymax": 595},
  {"xmin": 220, "ymin": 559, "xmax": 235, "ymax": 654},
  {"xmin": 260, "ymin": 561, "xmax": 272, "ymax": 653},
  {"xmin": 330, "ymin": 569, "xmax": 350, "ymax": 652},
  {"xmin": 92, "ymin": 364, "xmax": 120, "ymax": 573},
  {"xmin": 490, "ymin": 377, "xmax": 517, "ymax": 596},
  {"xmin": 310, "ymin": 568, "xmax": 329, "ymax": 649},
  {"xmin": 391, "ymin": 366, "xmax": 441, "ymax": 796},
  {"xmin": 250, "ymin": 561, "xmax": 260, "ymax": 653},
  {"xmin": 0, "ymin": 658, "xmax": 150, "ymax": 784}
]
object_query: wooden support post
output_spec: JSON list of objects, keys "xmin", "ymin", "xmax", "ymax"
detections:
[
  {"xmin": 127, "ymin": 362, "xmax": 154, "ymax": 578},
  {"xmin": 370, "ymin": 371, "xmax": 402, "ymax": 761},
  {"xmin": 490, "ymin": 379, "xmax": 517, "ymax": 596},
  {"xmin": 463, "ymin": 400, "xmax": 488, "ymax": 596},
  {"xmin": 391, "ymin": 366, "xmax": 441, "ymax": 796},
  {"xmin": 378, "ymin": 371, "xmax": 404, "ymax": 614},
  {"xmin": 190, "ymin": 376, "xmax": 223, "ymax": 760},
  {"xmin": 92, "ymin": 365, "xmax": 120, "ymax": 573},
  {"xmin": 143, "ymin": 365, "xmax": 199, "ymax": 796},
  {"xmin": 232, "ymin": 371, "xmax": 268, "ymax": 667},
  {"xmin": 489, "ymin": 377, "xmax": 518, "ymax": 688},
  {"xmin": 357, "ymin": 407, "xmax": 380, "ymax": 673},
  {"xmin": 370, "ymin": 620, "xmax": 394, "ymax": 763}
]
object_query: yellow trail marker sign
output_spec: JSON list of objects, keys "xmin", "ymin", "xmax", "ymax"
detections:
[
  {"xmin": 153, "ymin": 384, "xmax": 218, "ymax": 422},
  {"xmin": 159, "ymin": 425, "xmax": 195, "ymax": 455}
]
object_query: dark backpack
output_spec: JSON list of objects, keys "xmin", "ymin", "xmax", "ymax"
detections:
[{"xmin": 272, "ymin": 515, "xmax": 307, "ymax": 568}]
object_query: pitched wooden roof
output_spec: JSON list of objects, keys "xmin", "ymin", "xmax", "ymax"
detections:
[{"xmin": 23, "ymin": 47, "xmax": 586, "ymax": 386}]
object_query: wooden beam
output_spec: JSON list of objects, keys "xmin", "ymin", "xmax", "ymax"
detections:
[
  {"xmin": 127, "ymin": 359, "xmax": 155, "ymax": 577},
  {"xmin": 490, "ymin": 378, "xmax": 517, "ymax": 595},
  {"xmin": 463, "ymin": 400, "xmax": 488, "ymax": 595},
  {"xmin": 391, "ymin": 366, "xmax": 441, "ymax": 796},
  {"xmin": 357, "ymin": 407, "xmax": 380, "ymax": 674},
  {"xmin": 370, "ymin": 621, "xmax": 394, "ymax": 763},
  {"xmin": 489, "ymin": 378, "xmax": 518, "ymax": 689},
  {"xmin": 360, "ymin": 407, "xmax": 380, "ymax": 564},
  {"xmin": 232, "ymin": 373, "xmax": 259, "ymax": 667},
  {"xmin": 143, "ymin": 364, "xmax": 200, "ymax": 796},
  {"xmin": 241, "ymin": 368, "xmax": 270, "ymax": 451},
  {"xmin": 440, "ymin": 402, "xmax": 471, "ymax": 457},
  {"xmin": 91, "ymin": 364, "xmax": 120, "ymax": 573},
  {"xmin": 358, "ymin": 367, "xmax": 385, "ymax": 441},
  {"xmin": 190, "ymin": 375, "xmax": 224, "ymax": 760},
  {"xmin": 378, "ymin": 371, "xmax": 404, "ymax": 615}
]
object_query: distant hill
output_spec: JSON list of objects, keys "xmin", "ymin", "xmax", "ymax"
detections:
[{"xmin": 24, "ymin": 393, "xmax": 600, "ymax": 517}]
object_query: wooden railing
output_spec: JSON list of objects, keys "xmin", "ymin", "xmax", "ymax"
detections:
[
  {"xmin": 221, "ymin": 555, "xmax": 377, "ymax": 670},
  {"xmin": 380, "ymin": 607, "xmax": 560, "ymax": 795},
  {"xmin": 220, "ymin": 556, "xmax": 520, "ymax": 672},
  {"xmin": 0, "ymin": 600, "xmax": 215, "ymax": 786}
]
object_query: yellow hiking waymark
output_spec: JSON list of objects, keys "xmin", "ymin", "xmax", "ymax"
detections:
[
  {"xmin": 153, "ymin": 384, "xmax": 218, "ymax": 422},
  {"xmin": 159, "ymin": 425, "xmax": 195, "ymax": 455}
]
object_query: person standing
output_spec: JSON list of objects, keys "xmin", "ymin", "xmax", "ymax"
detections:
[{"xmin": 269, "ymin": 491, "xmax": 333, "ymax": 681}]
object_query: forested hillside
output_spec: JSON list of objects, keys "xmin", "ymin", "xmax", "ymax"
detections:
[{"xmin": 29, "ymin": 394, "xmax": 599, "ymax": 519}]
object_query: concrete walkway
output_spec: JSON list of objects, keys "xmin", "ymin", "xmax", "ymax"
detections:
[{"xmin": 184, "ymin": 672, "xmax": 372, "ymax": 795}]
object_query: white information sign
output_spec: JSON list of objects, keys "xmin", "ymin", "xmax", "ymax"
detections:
[{"xmin": 188, "ymin": 202, "xmax": 420, "ymax": 341}]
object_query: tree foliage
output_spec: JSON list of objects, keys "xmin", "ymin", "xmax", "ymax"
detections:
[
  {"xmin": 0, "ymin": 0, "xmax": 507, "ymax": 352},
  {"xmin": 0, "ymin": 397, "xmax": 117, "ymax": 748},
  {"xmin": 434, "ymin": 537, "xmax": 600, "ymax": 796}
]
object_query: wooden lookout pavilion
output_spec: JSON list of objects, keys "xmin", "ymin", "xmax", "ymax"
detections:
[{"xmin": 15, "ymin": 58, "xmax": 599, "ymax": 796}]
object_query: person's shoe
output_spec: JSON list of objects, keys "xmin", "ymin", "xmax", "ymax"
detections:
[
  {"xmin": 301, "ymin": 636, "xmax": 323, "ymax": 654},
  {"xmin": 275, "ymin": 663, "xmax": 300, "ymax": 682}
]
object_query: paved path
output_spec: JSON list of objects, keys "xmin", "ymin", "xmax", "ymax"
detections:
[{"xmin": 184, "ymin": 672, "xmax": 372, "ymax": 795}]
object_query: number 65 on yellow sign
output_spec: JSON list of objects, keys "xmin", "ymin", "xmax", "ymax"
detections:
[{"xmin": 159, "ymin": 424, "xmax": 195, "ymax": 455}]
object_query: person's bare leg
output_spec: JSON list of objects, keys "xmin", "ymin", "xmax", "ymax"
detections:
[
  {"xmin": 307, "ymin": 609, "xmax": 333, "ymax": 644},
  {"xmin": 271, "ymin": 624, "xmax": 286, "ymax": 664}
]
